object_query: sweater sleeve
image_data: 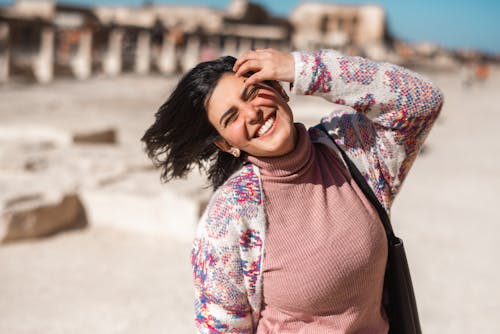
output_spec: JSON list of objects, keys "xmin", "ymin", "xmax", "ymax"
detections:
[
  {"xmin": 191, "ymin": 165, "xmax": 265, "ymax": 333},
  {"xmin": 191, "ymin": 163, "xmax": 268, "ymax": 334},
  {"xmin": 291, "ymin": 49, "xmax": 444, "ymax": 210},
  {"xmin": 192, "ymin": 206, "xmax": 253, "ymax": 333}
]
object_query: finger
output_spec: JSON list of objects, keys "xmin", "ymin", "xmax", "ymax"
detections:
[
  {"xmin": 233, "ymin": 49, "xmax": 270, "ymax": 72},
  {"xmin": 233, "ymin": 50, "xmax": 257, "ymax": 72},
  {"xmin": 253, "ymin": 48, "xmax": 269, "ymax": 53},
  {"xmin": 244, "ymin": 72, "xmax": 265, "ymax": 87},
  {"xmin": 234, "ymin": 60, "xmax": 263, "ymax": 78}
]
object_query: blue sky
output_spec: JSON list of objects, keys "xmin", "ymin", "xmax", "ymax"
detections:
[{"xmin": 1, "ymin": 0, "xmax": 499, "ymax": 55}]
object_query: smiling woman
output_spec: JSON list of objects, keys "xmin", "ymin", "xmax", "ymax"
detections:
[
  {"xmin": 207, "ymin": 73, "xmax": 296, "ymax": 158},
  {"xmin": 141, "ymin": 48, "xmax": 443, "ymax": 333}
]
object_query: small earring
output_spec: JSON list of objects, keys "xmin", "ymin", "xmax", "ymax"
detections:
[{"xmin": 231, "ymin": 148, "xmax": 241, "ymax": 158}]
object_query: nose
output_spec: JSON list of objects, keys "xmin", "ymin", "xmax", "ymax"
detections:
[{"xmin": 241, "ymin": 102, "xmax": 263, "ymax": 124}]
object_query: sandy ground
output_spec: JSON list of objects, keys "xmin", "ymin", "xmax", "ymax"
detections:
[{"xmin": 1, "ymin": 67, "xmax": 500, "ymax": 333}]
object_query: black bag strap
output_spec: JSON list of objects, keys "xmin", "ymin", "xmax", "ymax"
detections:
[{"xmin": 317, "ymin": 123, "xmax": 396, "ymax": 241}]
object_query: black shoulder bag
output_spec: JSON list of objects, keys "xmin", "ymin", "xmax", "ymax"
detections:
[{"xmin": 319, "ymin": 124, "xmax": 422, "ymax": 334}]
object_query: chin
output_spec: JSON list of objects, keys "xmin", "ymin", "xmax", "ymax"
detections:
[{"xmin": 268, "ymin": 130, "xmax": 296, "ymax": 157}]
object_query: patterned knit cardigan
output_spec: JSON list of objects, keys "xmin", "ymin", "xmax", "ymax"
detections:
[{"xmin": 191, "ymin": 50, "xmax": 444, "ymax": 333}]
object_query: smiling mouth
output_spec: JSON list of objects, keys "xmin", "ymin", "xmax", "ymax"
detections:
[{"xmin": 255, "ymin": 112, "xmax": 276, "ymax": 138}]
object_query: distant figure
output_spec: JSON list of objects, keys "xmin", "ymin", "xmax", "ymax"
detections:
[
  {"xmin": 462, "ymin": 61, "xmax": 490, "ymax": 88},
  {"xmin": 142, "ymin": 49, "xmax": 444, "ymax": 333},
  {"xmin": 475, "ymin": 62, "xmax": 489, "ymax": 82}
]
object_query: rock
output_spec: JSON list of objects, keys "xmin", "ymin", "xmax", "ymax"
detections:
[
  {"xmin": 0, "ymin": 125, "xmax": 72, "ymax": 148},
  {"xmin": 0, "ymin": 164, "xmax": 83, "ymax": 243},
  {"xmin": 24, "ymin": 155, "xmax": 49, "ymax": 171},
  {"xmin": 0, "ymin": 118, "xmax": 203, "ymax": 243},
  {"xmin": 73, "ymin": 128, "xmax": 117, "ymax": 144},
  {"xmin": 1, "ymin": 193, "xmax": 88, "ymax": 243},
  {"xmin": 81, "ymin": 170, "xmax": 211, "ymax": 241},
  {"xmin": 0, "ymin": 145, "xmax": 49, "ymax": 172}
]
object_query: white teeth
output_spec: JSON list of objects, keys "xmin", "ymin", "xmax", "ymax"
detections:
[{"xmin": 257, "ymin": 117, "xmax": 275, "ymax": 137}]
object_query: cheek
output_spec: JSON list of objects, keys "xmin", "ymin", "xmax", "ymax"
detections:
[{"xmin": 222, "ymin": 121, "xmax": 248, "ymax": 145}]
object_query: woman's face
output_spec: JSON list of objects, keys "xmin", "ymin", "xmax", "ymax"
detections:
[{"xmin": 206, "ymin": 73, "xmax": 296, "ymax": 157}]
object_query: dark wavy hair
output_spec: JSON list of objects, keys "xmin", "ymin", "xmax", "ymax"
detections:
[{"xmin": 141, "ymin": 56, "xmax": 246, "ymax": 190}]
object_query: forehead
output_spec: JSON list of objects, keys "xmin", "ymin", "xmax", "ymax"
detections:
[
  {"xmin": 206, "ymin": 73, "xmax": 244, "ymax": 117},
  {"xmin": 212, "ymin": 73, "xmax": 245, "ymax": 100}
]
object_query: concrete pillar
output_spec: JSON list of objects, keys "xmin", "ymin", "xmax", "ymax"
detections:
[
  {"xmin": 103, "ymin": 28, "xmax": 124, "ymax": 76},
  {"xmin": 158, "ymin": 33, "xmax": 176, "ymax": 75},
  {"xmin": 33, "ymin": 26, "xmax": 54, "ymax": 84},
  {"xmin": 0, "ymin": 23, "xmax": 9, "ymax": 84},
  {"xmin": 181, "ymin": 35, "xmax": 200, "ymax": 72},
  {"xmin": 222, "ymin": 36, "xmax": 237, "ymax": 56},
  {"xmin": 71, "ymin": 29, "xmax": 92, "ymax": 80},
  {"xmin": 134, "ymin": 30, "xmax": 151, "ymax": 74},
  {"xmin": 237, "ymin": 38, "xmax": 252, "ymax": 56}
]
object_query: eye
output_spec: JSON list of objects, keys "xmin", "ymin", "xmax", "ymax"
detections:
[
  {"xmin": 245, "ymin": 85, "xmax": 260, "ymax": 101},
  {"xmin": 224, "ymin": 111, "xmax": 238, "ymax": 127}
]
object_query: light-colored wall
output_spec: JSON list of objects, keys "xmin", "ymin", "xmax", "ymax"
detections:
[{"xmin": 290, "ymin": 3, "xmax": 386, "ymax": 50}]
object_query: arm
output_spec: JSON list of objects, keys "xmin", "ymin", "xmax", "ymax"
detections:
[
  {"xmin": 192, "ymin": 235, "xmax": 253, "ymax": 333},
  {"xmin": 191, "ymin": 188, "xmax": 255, "ymax": 334},
  {"xmin": 233, "ymin": 48, "xmax": 444, "ymax": 210},
  {"xmin": 292, "ymin": 49, "xmax": 444, "ymax": 209}
]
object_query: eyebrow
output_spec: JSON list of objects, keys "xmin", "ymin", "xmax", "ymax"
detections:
[{"xmin": 218, "ymin": 85, "xmax": 251, "ymax": 126}]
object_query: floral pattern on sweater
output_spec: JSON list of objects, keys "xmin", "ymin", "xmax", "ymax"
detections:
[{"xmin": 192, "ymin": 50, "xmax": 444, "ymax": 333}]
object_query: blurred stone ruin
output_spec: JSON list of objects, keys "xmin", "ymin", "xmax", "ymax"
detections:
[
  {"xmin": 2, "ymin": 0, "xmax": 494, "ymax": 85},
  {"xmin": 0, "ymin": 120, "xmax": 212, "ymax": 243}
]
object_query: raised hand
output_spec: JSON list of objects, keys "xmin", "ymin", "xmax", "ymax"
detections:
[{"xmin": 233, "ymin": 49, "xmax": 295, "ymax": 87}]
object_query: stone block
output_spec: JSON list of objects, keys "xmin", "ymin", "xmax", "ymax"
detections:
[
  {"xmin": 81, "ymin": 170, "xmax": 211, "ymax": 241},
  {"xmin": 0, "ymin": 125, "xmax": 71, "ymax": 149},
  {"xmin": 73, "ymin": 128, "xmax": 117, "ymax": 144},
  {"xmin": 1, "ymin": 193, "xmax": 88, "ymax": 243}
]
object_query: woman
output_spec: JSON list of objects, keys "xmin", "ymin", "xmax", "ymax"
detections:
[{"xmin": 142, "ymin": 49, "xmax": 443, "ymax": 333}]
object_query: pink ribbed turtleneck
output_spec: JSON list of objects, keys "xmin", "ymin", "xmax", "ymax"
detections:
[{"xmin": 248, "ymin": 124, "xmax": 389, "ymax": 334}]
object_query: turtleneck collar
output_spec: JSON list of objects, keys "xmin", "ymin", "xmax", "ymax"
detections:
[{"xmin": 247, "ymin": 123, "xmax": 314, "ymax": 179}]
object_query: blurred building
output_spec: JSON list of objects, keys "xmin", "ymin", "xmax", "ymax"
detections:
[
  {"xmin": 7, "ymin": 0, "xmax": 475, "ymax": 84},
  {"xmin": 2, "ymin": 0, "xmax": 489, "ymax": 84},
  {"xmin": 0, "ymin": 0, "xmax": 292, "ymax": 83},
  {"xmin": 290, "ymin": 2, "xmax": 388, "ymax": 58},
  {"xmin": 0, "ymin": 0, "xmax": 56, "ymax": 83},
  {"xmin": 55, "ymin": 4, "xmax": 100, "ymax": 80}
]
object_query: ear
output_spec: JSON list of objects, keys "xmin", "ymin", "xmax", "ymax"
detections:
[{"xmin": 214, "ymin": 137, "xmax": 232, "ymax": 153}]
